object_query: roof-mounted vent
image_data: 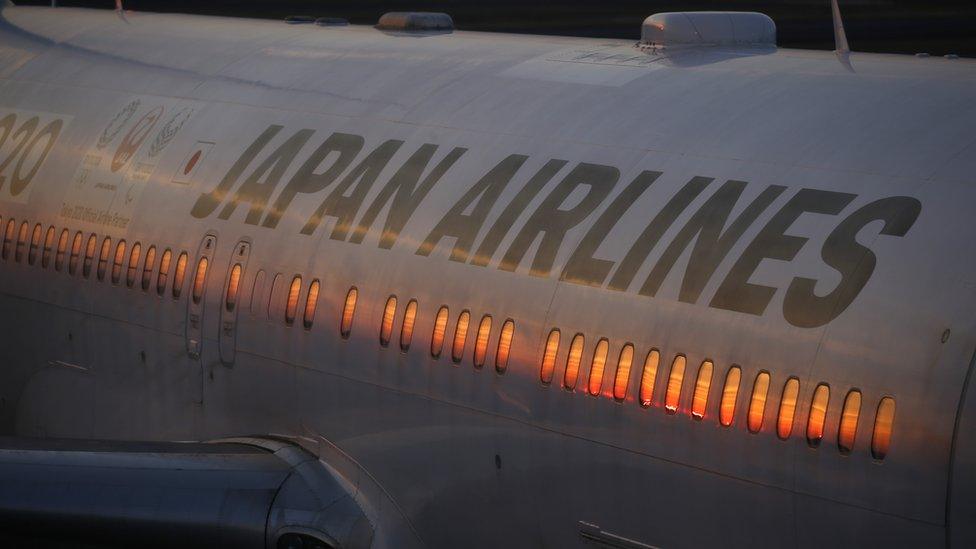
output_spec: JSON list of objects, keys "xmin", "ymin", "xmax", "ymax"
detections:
[
  {"xmin": 640, "ymin": 12, "xmax": 776, "ymax": 47},
  {"xmin": 376, "ymin": 12, "xmax": 454, "ymax": 32}
]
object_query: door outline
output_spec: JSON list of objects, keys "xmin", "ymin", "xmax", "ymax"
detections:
[{"xmin": 218, "ymin": 238, "xmax": 252, "ymax": 366}]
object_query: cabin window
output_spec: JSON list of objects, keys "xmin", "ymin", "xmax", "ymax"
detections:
[
  {"xmin": 451, "ymin": 310, "xmax": 471, "ymax": 364},
  {"xmin": 55, "ymin": 229, "xmax": 69, "ymax": 271},
  {"xmin": 225, "ymin": 264, "xmax": 243, "ymax": 312},
  {"xmin": 691, "ymin": 360, "xmax": 713, "ymax": 420},
  {"xmin": 96, "ymin": 236, "xmax": 111, "ymax": 280},
  {"xmin": 639, "ymin": 349, "xmax": 660, "ymax": 407},
  {"xmin": 41, "ymin": 226, "xmax": 56, "ymax": 268},
  {"xmin": 172, "ymin": 251, "xmax": 188, "ymax": 298},
  {"xmin": 111, "ymin": 240, "xmax": 126, "ymax": 284},
  {"xmin": 563, "ymin": 333, "xmax": 585, "ymax": 390},
  {"xmin": 284, "ymin": 275, "xmax": 302, "ymax": 325},
  {"xmin": 430, "ymin": 305, "xmax": 449, "ymax": 357},
  {"xmin": 719, "ymin": 366, "xmax": 742, "ymax": 427},
  {"xmin": 587, "ymin": 338, "xmax": 610, "ymax": 396},
  {"xmin": 540, "ymin": 329, "xmax": 560, "ymax": 384},
  {"xmin": 613, "ymin": 343, "xmax": 635, "ymax": 402},
  {"xmin": 126, "ymin": 243, "xmax": 141, "ymax": 288},
  {"xmin": 473, "ymin": 315, "xmax": 492, "ymax": 368},
  {"xmin": 399, "ymin": 299, "xmax": 418, "ymax": 350},
  {"xmin": 303, "ymin": 279, "xmax": 320, "ymax": 329},
  {"xmin": 1, "ymin": 218, "xmax": 14, "ymax": 260},
  {"xmin": 838, "ymin": 389, "xmax": 862, "ymax": 454},
  {"xmin": 14, "ymin": 221, "xmax": 28, "ymax": 262},
  {"xmin": 664, "ymin": 355, "xmax": 686, "ymax": 414},
  {"xmin": 27, "ymin": 223, "xmax": 41, "ymax": 265},
  {"xmin": 340, "ymin": 287, "xmax": 358, "ymax": 339},
  {"xmin": 747, "ymin": 372, "xmax": 771, "ymax": 433},
  {"xmin": 495, "ymin": 319, "xmax": 514, "ymax": 373},
  {"xmin": 871, "ymin": 397, "xmax": 896, "ymax": 460},
  {"xmin": 807, "ymin": 383, "xmax": 830, "ymax": 447},
  {"xmin": 192, "ymin": 256, "xmax": 209, "ymax": 305},
  {"xmin": 142, "ymin": 246, "xmax": 157, "ymax": 291},
  {"xmin": 68, "ymin": 232, "xmax": 83, "ymax": 274},
  {"xmin": 157, "ymin": 248, "xmax": 173, "ymax": 295},
  {"xmin": 777, "ymin": 377, "xmax": 800, "ymax": 440},
  {"xmin": 82, "ymin": 234, "xmax": 97, "ymax": 278},
  {"xmin": 380, "ymin": 295, "xmax": 397, "ymax": 345}
]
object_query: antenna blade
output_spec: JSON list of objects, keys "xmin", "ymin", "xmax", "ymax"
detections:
[{"xmin": 830, "ymin": 0, "xmax": 850, "ymax": 53}]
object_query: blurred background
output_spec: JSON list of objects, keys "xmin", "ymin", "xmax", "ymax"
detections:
[{"xmin": 15, "ymin": 1, "xmax": 976, "ymax": 57}]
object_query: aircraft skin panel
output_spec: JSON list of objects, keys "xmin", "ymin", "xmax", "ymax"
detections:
[{"xmin": 0, "ymin": 5, "xmax": 974, "ymax": 547}]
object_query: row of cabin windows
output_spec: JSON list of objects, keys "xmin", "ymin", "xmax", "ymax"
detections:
[
  {"xmin": 539, "ymin": 329, "xmax": 896, "ymax": 460},
  {"xmin": 0, "ymin": 217, "xmax": 204, "ymax": 301}
]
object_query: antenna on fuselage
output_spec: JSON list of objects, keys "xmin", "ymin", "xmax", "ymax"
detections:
[{"xmin": 830, "ymin": 0, "xmax": 850, "ymax": 53}]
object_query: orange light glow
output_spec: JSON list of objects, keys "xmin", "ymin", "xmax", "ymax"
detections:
[
  {"xmin": 96, "ymin": 237, "xmax": 111, "ymax": 280},
  {"xmin": 69, "ymin": 232, "xmax": 82, "ymax": 274},
  {"xmin": 838, "ymin": 390, "xmax": 861, "ymax": 454},
  {"xmin": 473, "ymin": 315, "xmax": 492, "ymax": 368},
  {"xmin": 126, "ymin": 243, "xmax": 141, "ymax": 287},
  {"xmin": 640, "ymin": 349, "xmax": 660, "ymax": 407},
  {"xmin": 806, "ymin": 384, "xmax": 830, "ymax": 447},
  {"xmin": 691, "ymin": 360, "xmax": 713, "ymax": 420},
  {"xmin": 495, "ymin": 319, "xmax": 514, "ymax": 373},
  {"xmin": 28, "ymin": 224, "xmax": 41, "ymax": 265},
  {"xmin": 399, "ymin": 299, "xmax": 418, "ymax": 350},
  {"xmin": 83, "ymin": 234, "xmax": 97, "ymax": 278},
  {"xmin": 142, "ymin": 246, "xmax": 156, "ymax": 291},
  {"xmin": 224, "ymin": 264, "xmax": 243, "ymax": 312},
  {"xmin": 303, "ymin": 279, "xmax": 320, "ymax": 329},
  {"xmin": 192, "ymin": 256, "xmax": 210, "ymax": 305},
  {"xmin": 172, "ymin": 252, "xmax": 188, "ymax": 298},
  {"xmin": 380, "ymin": 295, "xmax": 397, "ymax": 345},
  {"xmin": 587, "ymin": 338, "xmax": 610, "ymax": 396},
  {"xmin": 563, "ymin": 334, "xmax": 585, "ymax": 390},
  {"xmin": 111, "ymin": 240, "xmax": 126, "ymax": 284},
  {"xmin": 55, "ymin": 229, "xmax": 69, "ymax": 271},
  {"xmin": 871, "ymin": 397, "xmax": 896, "ymax": 460},
  {"xmin": 777, "ymin": 378, "xmax": 800, "ymax": 440},
  {"xmin": 340, "ymin": 288, "xmax": 358, "ymax": 338},
  {"xmin": 452, "ymin": 310, "xmax": 470, "ymax": 363},
  {"xmin": 284, "ymin": 275, "xmax": 302, "ymax": 325},
  {"xmin": 156, "ymin": 249, "xmax": 172, "ymax": 295},
  {"xmin": 430, "ymin": 306, "xmax": 449, "ymax": 357},
  {"xmin": 41, "ymin": 226, "xmax": 55, "ymax": 268},
  {"xmin": 540, "ymin": 329, "xmax": 560, "ymax": 383},
  {"xmin": 613, "ymin": 344, "xmax": 635, "ymax": 402},
  {"xmin": 15, "ymin": 221, "xmax": 28, "ymax": 262},
  {"xmin": 748, "ymin": 372, "xmax": 771, "ymax": 433},
  {"xmin": 664, "ymin": 355, "xmax": 686, "ymax": 414},
  {"xmin": 719, "ymin": 366, "xmax": 741, "ymax": 427}
]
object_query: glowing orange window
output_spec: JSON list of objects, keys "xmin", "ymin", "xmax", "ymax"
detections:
[
  {"xmin": 540, "ymin": 329, "xmax": 560, "ymax": 384},
  {"xmin": 15, "ymin": 221, "xmax": 28, "ymax": 262},
  {"xmin": 452, "ymin": 310, "xmax": 471, "ymax": 364},
  {"xmin": 111, "ymin": 240, "xmax": 126, "ymax": 284},
  {"xmin": 871, "ymin": 397, "xmax": 896, "ymax": 460},
  {"xmin": 28, "ymin": 223, "xmax": 41, "ymax": 265},
  {"xmin": 41, "ymin": 226, "xmax": 55, "ymax": 268},
  {"xmin": 806, "ymin": 383, "xmax": 830, "ymax": 447},
  {"xmin": 691, "ymin": 360, "xmax": 713, "ymax": 420},
  {"xmin": 473, "ymin": 315, "xmax": 492, "ymax": 368},
  {"xmin": 719, "ymin": 366, "xmax": 741, "ymax": 427},
  {"xmin": 495, "ymin": 319, "xmax": 514, "ymax": 373},
  {"xmin": 664, "ymin": 355, "xmax": 686, "ymax": 414},
  {"xmin": 639, "ymin": 349, "xmax": 660, "ymax": 407},
  {"xmin": 838, "ymin": 389, "xmax": 862, "ymax": 454},
  {"xmin": 142, "ymin": 246, "xmax": 157, "ymax": 291},
  {"xmin": 96, "ymin": 237, "xmax": 112, "ymax": 280},
  {"xmin": 613, "ymin": 344, "xmax": 635, "ymax": 402},
  {"xmin": 157, "ymin": 248, "xmax": 173, "ymax": 296},
  {"xmin": 225, "ymin": 264, "xmax": 243, "ymax": 312},
  {"xmin": 192, "ymin": 256, "xmax": 210, "ymax": 305},
  {"xmin": 172, "ymin": 252, "xmax": 188, "ymax": 298},
  {"xmin": 303, "ymin": 279, "xmax": 320, "ymax": 330},
  {"xmin": 430, "ymin": 305, "xmax": 449, "ymax": 357},
  {"xmin": 126, "ymin": 243, "xmax": 141, "ymax": 288},
  {"xmin": 747, "ymin": 372, "xmax": 771, "ymax": 433},
  {"xmin": 777, "ymin": 377, "xmax": 800, "ymax": 440},
  {"xmin": 55, "ymin": 229, "xmax": 69, "ymax": 271},
  {"xmin": 68, "ymin": 232, "xmax": 83, "ymax": 274},
  {"xmin": 399, "ymin": 299, "xmax": 418, "ymax": 350},
  {"xmin": 284, "ymin": 275, "xmax": 302, "ymax": 325},
  {"xmin": 83, "ymin": 234, "xmax": 97, "ymax": 278},
  {"xmin": 587, "ymin": 338, "xmax": 610, "ymax": 396},
  {"xmin": 380, "ymin": 295, "xmax": 397, "ymax": 345},
  {"xmin": 563, "ymin": 334, "xmax": 585, "ymax": 390},
  {"xmin": 340, "ymin": 287, "xmax": 358, "ymax": 339}
]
